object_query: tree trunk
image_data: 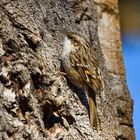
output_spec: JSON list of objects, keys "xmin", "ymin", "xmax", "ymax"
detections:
[{"xmin": 0, "ymin": 0, "xmax": 135, "ymax": 139}]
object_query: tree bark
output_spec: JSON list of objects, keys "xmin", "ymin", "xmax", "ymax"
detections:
[{"xmin": 0, "ymin": 0, "xmax": 135, "ymax": 140}]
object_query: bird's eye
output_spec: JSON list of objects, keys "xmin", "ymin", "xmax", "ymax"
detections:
[
  {"xmin": 74, "ymin": 42, "xmax": 78, "ymax": 46},
  {"xmin": 74, "ymin": 41, "xmax": 79, "ymax": 46}
]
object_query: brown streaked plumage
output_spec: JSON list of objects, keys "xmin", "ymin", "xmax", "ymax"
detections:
[{"xmin": 62, "ymin": 32, "xmax": 102, "ymax": 129}]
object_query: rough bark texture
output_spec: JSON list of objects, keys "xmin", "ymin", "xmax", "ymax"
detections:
[{"xmin": 0, "ymin": 0, "xmax": 135, "ymax": 140}]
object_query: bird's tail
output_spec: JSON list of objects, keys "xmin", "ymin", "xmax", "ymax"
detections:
[{"xmin": 88, "ymin": 87, "xmax": 97, "ymax": 129}]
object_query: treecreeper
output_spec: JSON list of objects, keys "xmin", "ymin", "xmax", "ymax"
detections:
[{"xmin": 61, "ymin": 32, "xmax": 103, "ymax": 129}]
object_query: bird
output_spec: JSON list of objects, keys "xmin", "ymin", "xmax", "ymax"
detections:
[{"xmin": 61, "ymin": 32, "xmax": 102, "ymax": 129}]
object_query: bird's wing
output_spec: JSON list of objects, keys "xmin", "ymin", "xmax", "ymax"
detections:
[
  {"xmin": 69, "ymin": 49, "xmax": 102, "ymax": 93},
  {"xmin": 79, "ymin": 65, "xmax": 101, "ymax": 93}
]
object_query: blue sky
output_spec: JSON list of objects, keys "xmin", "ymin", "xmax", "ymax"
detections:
[{"xmin": 122, "ymin": 33, "xmax": 140, "ymax": 140}]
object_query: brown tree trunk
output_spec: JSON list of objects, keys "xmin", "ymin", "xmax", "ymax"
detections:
[{"xmin": 0, "ymin": 0, "xmax": 135, "ymax": 139}]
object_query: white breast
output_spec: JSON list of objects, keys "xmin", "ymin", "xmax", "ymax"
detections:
[{"xmin": 62, "ymin": 36, "xmax": 72, "ymax": 57}]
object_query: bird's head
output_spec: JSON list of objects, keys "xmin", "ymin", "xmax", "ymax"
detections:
[{"xmin": 62, "ymin": 32, "xmax": 89, "ymax": 57}]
